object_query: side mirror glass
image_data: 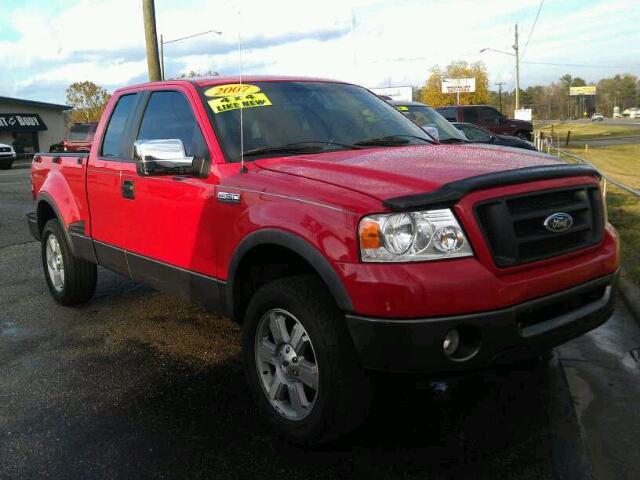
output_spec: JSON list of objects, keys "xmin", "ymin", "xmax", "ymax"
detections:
[{"xmin": 134, "ymin": 139, "xmax": 195, "ymax": 176}]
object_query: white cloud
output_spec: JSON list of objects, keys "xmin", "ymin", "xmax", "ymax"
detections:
[{"xmin": 1, "ymin": 0, "xmax": 639, "ymax": 104}]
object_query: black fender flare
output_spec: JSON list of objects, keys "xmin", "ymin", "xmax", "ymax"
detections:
[
  {"xmin": 226, "ymin": 229, "xmax": 354, "ymax": 321},
  {"xmin": 36, "ymin": 193, "xmax": 77, "ymax": 257}
]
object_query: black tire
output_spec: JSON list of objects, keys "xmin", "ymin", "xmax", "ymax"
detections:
[
  {"xmin": 0, "ymin": 162, "xmax": 11, "ymax": 170},
  {"xmin": 515, "ymin": 131, "xmax": 531, "ymax": 141},
  {"xmin": 41, "ymin": 219, "xmax": 97, "ymax": 305},
  {"xmin": 243, "ymin": 274, "xmax": 372, "ymax": 445}
]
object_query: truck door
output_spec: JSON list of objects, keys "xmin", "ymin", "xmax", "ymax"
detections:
[
  {"xmin": 478, "ymin": 106, "xmax": 509, "ymax": 135},
  {"xmin": 86, "ymin": 93, "xmax": 139, "ymax": 276},
  {"xmin": 119, "ymin": 88, "xmax": 221, "ymax": 306}
]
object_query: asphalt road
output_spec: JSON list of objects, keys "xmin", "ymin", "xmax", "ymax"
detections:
[{"xmin": 1, "ymin": 161, "xmax": 638, "ymax": 479}]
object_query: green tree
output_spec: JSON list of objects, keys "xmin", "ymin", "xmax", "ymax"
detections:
[
  {"xmin": 66, "ymin": 81, "xmax": 111, "ymax": 123},
  {"xmin": 419, "ymin": 61, "xmax": 490, "ymax": 107}
]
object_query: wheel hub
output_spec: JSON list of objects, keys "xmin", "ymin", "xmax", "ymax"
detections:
[
  {"xmin": 254, "ymin": 308, "xmax": 319, "ymax": 421},
  {"xmin": 277, "ymin": 343, "xmax": 299, "ymax": 380}
]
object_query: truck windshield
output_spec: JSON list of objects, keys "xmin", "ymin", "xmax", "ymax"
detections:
[{"xmin": 199, "ymin": 81, "xmax": 434, "ymax": 163}]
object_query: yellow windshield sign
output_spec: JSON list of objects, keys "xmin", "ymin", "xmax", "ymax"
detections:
[
  {"xmin": 208, "ymin": 93, "xmax": 272, "ymax": 114},
  {"xmin": 204, "ymin": 84, "xmax": 261, "ymax": 97}
]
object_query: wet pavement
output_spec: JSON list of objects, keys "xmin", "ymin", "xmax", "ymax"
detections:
[
  {"xmin": 558, "ymin": 305, "xmax": 640, "ymax": 480},
  {"xmin": 1, "ymin": 163, "xmax": 639, "ymax": 479}
]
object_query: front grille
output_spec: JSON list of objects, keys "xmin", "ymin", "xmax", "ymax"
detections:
[
  {"xmin": 475, "ymin": 185, "xmax": 604, "ymax": 268},
  {"xmin": 0, "ymin": 147, "xmax": 10, "ymax": 153}
]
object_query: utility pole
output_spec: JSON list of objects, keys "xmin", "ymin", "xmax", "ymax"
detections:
[
  {"xmin": 495, "ymin": 82, "xmax": 504, "ymax": 113},
  {"xmin": 514, "ymin": 23, "xmax": 520, "ymax": 111},
  {"xmin": 142, "ymin": 0, "xmax": 161, "ymax": 82}
]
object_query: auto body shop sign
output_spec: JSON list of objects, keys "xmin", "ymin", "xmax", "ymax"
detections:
[
  {"xmin": 442, "ymin": 78, "xmax": 476, "ymax": 94},
  {"xmin": 0, "ymin": 113, "xmax": 47, "ymax": 132}
]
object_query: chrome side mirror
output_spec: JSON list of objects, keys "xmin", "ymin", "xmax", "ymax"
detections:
[{"xmin": 134, "ymin": 139, "xmax": 194, "ymax": 176}]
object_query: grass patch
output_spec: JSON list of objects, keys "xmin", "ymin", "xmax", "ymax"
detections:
[
  {"xmin": 606, "ymin": 187, "xmax": 640, "ymax": 286},
  {"xmin": 563, "ymin": 144, "xmax": 640, "ymax": 191},
  {"xmin": 554, "ymin": 144, "xmax": 640, "ymax": 287},
  {"xmin": 535, "ymin": 122, "xmax": 640, "ymax": 140}
]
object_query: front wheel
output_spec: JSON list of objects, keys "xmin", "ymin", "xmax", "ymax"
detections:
[
  {"xmin": 0, "ymin": 162, "xmax": 12, "ymax": 170},
  {"xmin": 41, "ymin": 219, "xmax": 97, "ymax": 305},
  {"xmin": 243, "ymin": 275, "xmax": 372, "ymax": 445}
]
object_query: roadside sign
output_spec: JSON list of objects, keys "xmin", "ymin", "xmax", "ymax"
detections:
[{"xmin": 442, "ymin": 78, "xmax": 476, "ymax": 94}]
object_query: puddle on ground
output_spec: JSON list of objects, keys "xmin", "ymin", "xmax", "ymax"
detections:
[{"xmin": 1, "ymin": 320, "xmax": 28, "ymax": 338}]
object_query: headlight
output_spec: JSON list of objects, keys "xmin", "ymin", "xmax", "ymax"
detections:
[{"xmin": 358, "ymin": 209, "xmax": 473, "ymax": 262}]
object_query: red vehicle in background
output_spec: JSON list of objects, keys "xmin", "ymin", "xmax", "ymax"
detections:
[
  {"xmin": 63, "ymin": 122, "xmax": 98, "ymax": 152},
  {"xmin": 28, "ymin": 77, "xmax": 619, "ymax": 445}
]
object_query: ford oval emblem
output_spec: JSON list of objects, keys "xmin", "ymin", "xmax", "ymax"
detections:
[{"xmin": 543, "ymin": 213, "xmax": 573, "ymax": 233}]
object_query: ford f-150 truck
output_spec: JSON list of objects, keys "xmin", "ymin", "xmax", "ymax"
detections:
[{"xmin": 28, "ymin": 77, "xmax": 619, "ymax": 445}]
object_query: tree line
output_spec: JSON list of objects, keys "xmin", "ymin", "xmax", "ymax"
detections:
[
  {"xmin": 65, "ymin": 65, "xmax": 639, "ymax": 124},
  {"xmin": 415, "ymin": 61, "xmax": 639, "ymax": 119}
]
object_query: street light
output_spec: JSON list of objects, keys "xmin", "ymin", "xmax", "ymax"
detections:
[
  {"xmin": 159, "ymin": 29, "xmax": 222, "ymax": 81},
  {"xmin": 480, "ymin": 24, "xmax": 521, "ymax": 111}
]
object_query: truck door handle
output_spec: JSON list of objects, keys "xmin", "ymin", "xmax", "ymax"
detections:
[{"xmin": 121, "ymin": 180, "xmax": 135, "ymax": 200}]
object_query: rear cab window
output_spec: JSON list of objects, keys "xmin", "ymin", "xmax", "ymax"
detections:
[
  {"xmin": 67, "ymin": 124, "xmax": 96, "ymax": 141},
  {"xmin": 101, "ymin": 94, "xmax": 137, "ymax": 158}
]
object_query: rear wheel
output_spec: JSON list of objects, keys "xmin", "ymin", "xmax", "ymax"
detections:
[
  {"xmin": 41, "ymin": 219, "xmax": 97, "ymax": 305},
  {"xmin": 243, "ymin": 275, "xmax": 372, "ymax": 445}
]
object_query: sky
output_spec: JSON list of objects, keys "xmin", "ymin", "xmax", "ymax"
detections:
[{"xmin": 1, "ymin": 0, "xmax": 639, "ymax": 105}]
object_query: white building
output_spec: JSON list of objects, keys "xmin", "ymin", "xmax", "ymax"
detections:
[{"xmin": 0, "ymin": 96, "xmax": 71, "ymax": 155}]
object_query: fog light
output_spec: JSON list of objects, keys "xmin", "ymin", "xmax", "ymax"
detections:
[{"xmin": 443, "ymin": 329, "xmax": 460, "ymax": 356}]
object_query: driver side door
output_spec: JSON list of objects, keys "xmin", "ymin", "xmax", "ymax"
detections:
[{"xmin": 119, "ymin": 87, "xmax": 222, "ymax": 306}]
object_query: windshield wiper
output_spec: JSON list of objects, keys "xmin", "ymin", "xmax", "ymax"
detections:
[
  {"xmin": 439, "ymin": 137, "xmax": 470, "ymax": 144},
  {"xmin": 243, "ymin": 143, "xmax": 324, "ymax": 157},
  {"xmin": 353, "ymin": 135, "xmax": 432, "ymax": 147},
  {"xmin": 243, "ymin": 141, "xmax": 361, "ymax": 158}
]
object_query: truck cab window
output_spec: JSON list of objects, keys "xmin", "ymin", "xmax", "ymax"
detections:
[
  {"xmin": 137, "ymin": 91, "xmax": 208, "ymax": 158},
  {"xmin": 479, "ymin": 106, "xmax": 503, "ymax": 122},
  {"xmin": 101, "ymin": 94, "xmax": 136, "ymax": 158},
  {"xmin": 462, "ymin": 106, "xmax": 478, "ymax": 122},
  {"xmin": 437, "ymin": 107, "xmax": 456, "ymax": 121}
]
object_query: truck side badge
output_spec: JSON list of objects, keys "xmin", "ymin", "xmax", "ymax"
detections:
[{"xmin": 217, "ymin": 191, "xmax": 241, "ymax": 204}]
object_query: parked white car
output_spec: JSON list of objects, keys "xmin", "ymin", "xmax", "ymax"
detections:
[
  {"xmin": 0, "ymin": 142, "xmax": 16, "ymax": 170},
  {"xmin": 591, "ymin": 113, "xmax": 604, "ymax": 122}
]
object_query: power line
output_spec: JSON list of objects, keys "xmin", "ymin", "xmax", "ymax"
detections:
[
  {"xmin": 520, "ymin": 0, "xmax": 544, "ymax": 61},
  {"xmin": 522, "ymin": 60, "xmax": 640, "ymax": 69}
]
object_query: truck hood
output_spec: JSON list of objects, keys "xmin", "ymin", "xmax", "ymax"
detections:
[{"xmin": 255, "ymin": 144, "xmax": 564, "ymax": 201}]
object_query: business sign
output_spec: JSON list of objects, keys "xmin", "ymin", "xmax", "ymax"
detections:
[
  {"xmin": 442, "ymin": 78, "xmax": 476, "ymax": 94},
  {"xmin": 514, "ymin": 108, "xmax": 532, "ymax": 121},
  {"xmin": 570, "ymin": 86, "xmax": 596, "ymax": 96},
  {"xmin": 370, "ymin": 86, "xmax": 413, "ymax": 102},
  {"xmin": 0, "ymin": 113, "xmax": 47, "ymax": 132}
]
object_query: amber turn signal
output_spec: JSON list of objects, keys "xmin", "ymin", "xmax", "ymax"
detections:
[{"xmin": 359, "ymin": 220, "xmax": 381, "ymax": 249}]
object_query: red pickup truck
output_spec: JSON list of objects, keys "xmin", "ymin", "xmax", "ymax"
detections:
[{"xmin": 28, "ymin": 77, "xmax": 619, "ymax": 445}]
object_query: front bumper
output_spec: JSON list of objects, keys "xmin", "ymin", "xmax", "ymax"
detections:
[{"xmin": 346, "ymin": 270, "xmax": 618, "ymax": 372}]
